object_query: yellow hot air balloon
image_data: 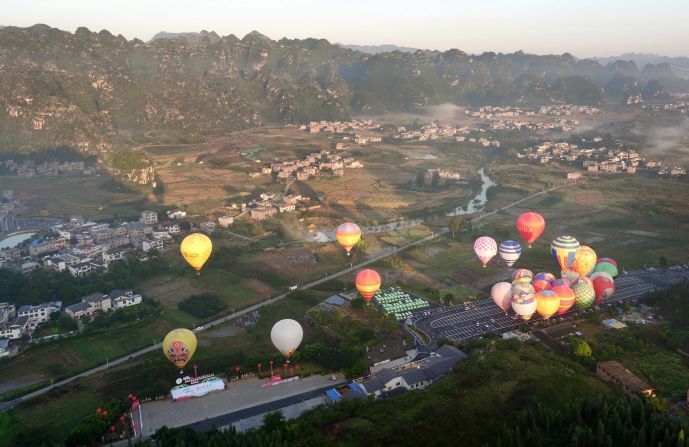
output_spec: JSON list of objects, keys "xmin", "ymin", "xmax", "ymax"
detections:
[
  {"xmin": 571, "ymin": 245, "xmax": 597, "ymax": 277},
  {"xmin": 335, "ymin": 223, "xmax": 361, "ymax": 256},
  {"xmin": 162, "ymin": 328, "xmax": 197, "ymax": 370},
  {"xmin": 180, "ymin": 233, "xmax": 212, "ymax": 274}
]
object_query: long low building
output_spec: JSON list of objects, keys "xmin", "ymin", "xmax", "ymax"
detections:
[
  {"xmin": 359, "ymin": 345, "xmax": 467, "ymax": 397},
  {"xmin": 596, "ymin": 361, "xmax": 655, "ymax": 397}
]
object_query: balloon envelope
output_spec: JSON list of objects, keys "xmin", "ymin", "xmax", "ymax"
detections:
[
  {"xmin": 571, "ymin": 246, "xmax": 597, "ymax": 277},
  {"xmin": 491, "ymin": 282, "xmax": 512, "ymax": 312},
  {"xmin": 516, "ymin": 212, "xmax": 545, "ymax": 246},
  {"xmin": 474, "ymin": 236, "xmax": 497, "ymax": 267},
  {"xmin": 597, "ymin": 258, "xmax": 618, "ymax": 269},
  {"xmin": 593, "ymin": 277, "xmax": 615, "ymax": 304},
  {"xmin": 498, "ymin": 240, "xmax": 522, "ymax": 268},
  {"xmin": 162, "ymin": 329, "xmax": 197, "ymax": 369},
  {"xmin": 535, "ymin": 290, "xmax": 560, "ymax": 319},
  {"xmin": 180, "ymin": 233, "xmax": 212, "ymax": 272},
  {"xmin": 561, "ymin": 268, "xmax": 580, "ymax": 284},
  {"xmin": 572, "ymin": 276, "xmax": 593, "ymax": 289},
  {"xmin": 335, "ymin": 223, "xmax": 362, "ymax": 255},
  {"xmin": 550, "ymin": 236, "xmax": 580, "ymax": 271},
  {"xmin": 355, "ymin": 269, "xmax": 381, "ymax": 302},
  {"xmin": 590, "ymin": 271, "xmax": 614, "ymax": 283},
  {"xmin": 593, "ymin": 262, "xmax": 618, "ymax": 278},
  {"xmin": 573, "ymin": 282, "xmax": 595, "ymax": 310},
  {"xmin": 511, "ymin": 268, "xmax": 534, "ymax": 284},
  {"xmin": 271, "ymin": 319, "xmax": 303, "ymax": 358},
  {"xmin": 511, "ymin": 294, "xmax": 537, "ymax": 321},
  {"xmin": 552, "ymin": 285, "xmax": 576, "ymax": 314}
]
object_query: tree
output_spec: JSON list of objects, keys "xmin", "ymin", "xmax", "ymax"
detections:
[
  {"xmin": 447, "ymin": 216, "xmax": 463, "ymax": 238},
  {"xmin": 443, "ymin": 293, "xmax": 455, "ymax": 305},
  {"xmin": 262, "ymin": 411, "xmax": 286, "ymax": 432},
  {"xmin": 659, "ymin": 256, "xmax": 668, "ymax": 267},
  {"xmin": 574, "ymin": 341, "xmax": 592, "ymax": 358},
  {"xmin": 350, "ymin": 297, "xmax": 365, "ymax": 309}
]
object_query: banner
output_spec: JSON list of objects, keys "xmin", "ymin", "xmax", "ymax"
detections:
[{"xmin": 171, "ymin": 377, "xmax": 225, "ymax": 401}]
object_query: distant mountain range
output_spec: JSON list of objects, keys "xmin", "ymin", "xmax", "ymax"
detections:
[
  {"xmin": 0, "ymin": 25, "xmax": 687, "ymax": 154},
  {"xmin": 338, "ymin": 43, "xmax": 419, "ymax": 54},
  {"xmin": 593, "ymin": 53, "xmax": 689, "ymax": 79}
]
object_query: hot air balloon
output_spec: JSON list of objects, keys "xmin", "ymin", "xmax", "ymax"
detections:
[
  {"xmin": 550, "ymin": 236, "xmax": 580, "ymax": 271},
  {"xmin": 552, "ymin": 284, "xmax": 576, "ymax": 314},
  {"xmin": 271, "ymin": 319, "xmax": 303, "ymax": 358},
  {"xmin": 474, "ymin": 236, "xmax": 497, "ymax": 268},
  {"xmin": 516, "ymin": 212, "xmax": 545, "ymax": 247},
  {"xmin": 512, "ymin": 282, "xmax": 535, "ymax": 297},
  {"xmin": 335, "ymin": 223, "xmax": 362, "ymax": 256},
  {"xmin": 561, "ymin": 268, "xmax": 580, "ymax": 284},
  {"xmin": 590, "ymin": 271, "xmax": 614, "ymax": 283},
  {"xmin": 532, "ymin": 272, "xmax": 554, "ymax": 292},
  {"xmin": 355, "ymin": 269, "xmax": 381, "ymax": 303},
  {"xmin": 535, "ymin": 289, "xmax": 560, "ymax": 319},
  {"xmin": 512, "ymin": 268, "xmax": 534, "ymax": 285},
  {"xmin": 593, "ymin": 262, "xmax": 618, "ymax": 278},
  {"xmin": 498, "ymin": 240, "xmax": 522, "ymax": 268},
  {"xmin": 571, "ymin": 246, "xmax": 597, "ymax": 277},
  {"xmin": 573, "ymin": 281, "xmax": 595, "ymax": 310},
  {"xmin": 491, "ymin": 282, "xmax": 512, "ymax": 312},
  {"xmin": 593, "ymin": 276, "xmax": 615, "ymax": 304},
  {"xmin": 572, "ymin": 276, "xmax": 593, "ymax": 288},
  {"xmin": 552, "ymin": 278, "xmax": 571, "ymax": 288},
  {"xmin": 180, "ymin": 233, "xmax": 212, "ymax": 274},
  {"xmin": 597, "ymin": 258, "xmax": 618, "ymax": 269},
  {"xmin": 511, "ymin": 293, "xmax": 537, "ymax": 321},
  {"xmin": 162, "ymin": 329, "xmax": 197, "ymax": 371}
]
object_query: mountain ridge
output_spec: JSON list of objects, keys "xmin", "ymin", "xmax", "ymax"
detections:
[{"xmin": 0, "ymin": 24, "xmax": 687, "ymax": 155}]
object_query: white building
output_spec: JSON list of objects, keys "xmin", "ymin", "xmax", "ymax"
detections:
[
  {"xmin": 0, "ymin": 316, "xmax": 30, "ymax": 340},
  {"xmin": 82, "ymin": 292, "xmax": 112, "ymax": 312},
  {"xmin": 17, "ymin": 302, "xmax": 61, "ymax": 327},
  {"xmin": 218, "ymin": 216, "xmax": 234, "ymax": 228},
  {"xmin": 140, "ymin": 210, "xmax": 158, "ymax": 225},
  {"xmin": 109, "ymin": 290, "xmax": 143, "ymax": 309},
  {"xmin": 142, "ymin": 239, "xmax": 164, "ymax": 253}
]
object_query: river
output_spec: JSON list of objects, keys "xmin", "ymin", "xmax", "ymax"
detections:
[
  {"xmin": 0, "ymin": 232, "xmax": 35, "ymax": 250},
  {"xmin": 308, "ymin": 167, "xmax": 495, "ymax": 242}
]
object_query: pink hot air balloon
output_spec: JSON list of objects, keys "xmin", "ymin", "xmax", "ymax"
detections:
[
  {"xmin": 491, "ymin": 282, "xmax": 512, "ymax": 312},
  {"xmin": 474, "ymin": 236, "xmax": 497, "ymax": 268}
]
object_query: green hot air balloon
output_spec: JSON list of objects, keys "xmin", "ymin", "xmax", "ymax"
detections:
[
  {"xmin": 573, "ymin": 281, "xmax": 595, "ymax": 310},
  {"xmin": 593, "ymin": 262, "xmax": 618, "ymax": 278}
]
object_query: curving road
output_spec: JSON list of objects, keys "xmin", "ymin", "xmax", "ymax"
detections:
[{"xmin": 0, "ymin": 182, "xmax": 576, "ymax": 413}]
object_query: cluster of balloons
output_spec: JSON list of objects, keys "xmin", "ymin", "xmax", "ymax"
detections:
[
  {"xmin": 473, "ymin": 212, "xmax": 546, "ymax": 268},
  {"xmin": 490, "ymin": 239, "xmax": 618, "ymax": 321},
  {"xmin": 480, "ymin": 212, "xmax": 618, "ymax": 321}
]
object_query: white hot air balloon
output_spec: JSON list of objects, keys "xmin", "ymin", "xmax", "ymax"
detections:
[{"xmin": 270, "ymin": 319, "xmax": 303, "ymax": 359}]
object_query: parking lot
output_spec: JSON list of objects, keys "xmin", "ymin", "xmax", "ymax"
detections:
[{"xmin": 411, "ymin": 266, "xmax": 689, "ymax": 344}]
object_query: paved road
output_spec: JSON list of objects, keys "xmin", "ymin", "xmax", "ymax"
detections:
[
  {"xmin": 0, "ymin": 182, "xmax": 576, "ymax": 412},
  {"xmin": 411, "ymin": 266, "xmax": 689, "ymax": 346}
]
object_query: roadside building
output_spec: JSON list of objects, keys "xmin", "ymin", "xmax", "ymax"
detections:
[
  {"xmin": 65, "ymin": 301, "xmax": 95, "ymax": 319},
  {"xmin": 109, "ymin": 290, "xmax": 143, "ymax": 309},
  {"xmin": 218, "ymin": 216, "xmax": 234, "ymax": 228},
  {"xmin": 140, "ymin": 210, "xmax": 158, "ymax": 225},
  {"xmin": 596, "ymin": 361, "xmax": 655, "ymax": 398}
]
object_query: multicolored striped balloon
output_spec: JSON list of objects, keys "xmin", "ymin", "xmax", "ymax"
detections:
[
  {"xmin": 512, "ymin": 268, "xmax": 534, "ymax": 285},
  {"xmin": 571, "ymin": 245, "xmax": 597, "ymax": 277},
  {"xmin": 552, "ymin": 284, "xmax": 575, "ymax": 314},
  {"xmin": 498, "ymin": 240, "xmax": 522, "ymax": 268},
  {"xmin": 532, "ymin": 272, "xmax": 555, "ymax": 292},
  {"xmin": 474, "ymin": 236, "xmax": 497, "ymax": 268},
  {"xmin": 550, "ymin": 236, "xmax": 581, "ymax": 271},
  {"xmin": 535, "ymin": 289, "xmax": 559, "ymax": 319}
]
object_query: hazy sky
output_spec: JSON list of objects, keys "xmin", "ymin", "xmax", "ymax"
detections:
[{"xmin": 4, "ymin": 0, "xmax": 689, "ymax": 57}]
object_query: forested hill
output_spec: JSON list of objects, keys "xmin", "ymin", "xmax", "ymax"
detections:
[{"xmin": 1, "ymin": 24, "xmax": 688, "ymax": 154}]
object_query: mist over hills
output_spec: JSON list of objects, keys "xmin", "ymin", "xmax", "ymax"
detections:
[
  {"xmin": 0, "ymin": 24, "xmax": 687, "ymax": 154},
  {"xmin": 339, "ymin": 43, "xmax": 419, "ymax": 54},
  {"xmin": 594, "ymin": 53, "xmax": 689, "ymax": 79}
]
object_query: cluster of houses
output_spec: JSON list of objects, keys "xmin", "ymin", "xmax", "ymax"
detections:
[
  {"xmin": 517, "ymin": 140, "xmax": 687, "ymax": 177},
  {"xmin": 0, "ymin": 289, "xmax": 142, "ymax": 354},
  {"xmin": 393, "ymin": 122, "xmax": 502, "ymax": 147},
  {"xmin": 0, "ymin": 159, "xmax": 99, "ymax": 177},
  {"xmin": 488, "ymin": 118, "xmax": 578, "ymax": 132},
  {"xmin": 465, "ymin": 104, "xmax": 599, "ymax": 119},
  {"xmin": 300, "ymin": 119, "xmax": 380, "ymax": 134},
  {"xmin": 240, "ymin": 193, "xmax": 307, "ymax": 221},
  {"xmin": 3, "ymin": 210, "xmax": 179, "ymax": 276},
  {"xmin": 251, "ymin": 150, "xmax": 363, "ymax": 181}
]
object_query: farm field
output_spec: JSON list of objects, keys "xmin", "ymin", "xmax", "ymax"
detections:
[
  {"xmin": 0, "ymin": 175, "xmax": 152, "ymax": 221},
  {"xmin": 142, "ymin": 126, "xmax": 485, "ymax": 220}
]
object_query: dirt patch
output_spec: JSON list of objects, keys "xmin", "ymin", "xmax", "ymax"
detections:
[
  {"xmin": 243, "ymin": 278, "xmax": 274, "ymax": 296},
  {"xmin": 143, "ymin": 279, "xmax": 203, "ymax": 307}
]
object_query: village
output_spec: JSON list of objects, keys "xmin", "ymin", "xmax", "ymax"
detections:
[
  {"xmin": 518, "ymin": 139, "xmax": 687, "ymax": 176},
  {"xmin": 251, "ymin": 149, "xmax": 363, "ymax": 181}
]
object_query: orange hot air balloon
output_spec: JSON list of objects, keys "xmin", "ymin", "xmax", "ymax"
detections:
[
  {"xmin": 162, "ymin": 329, "xmax": 197, "ymax": 370},
  {"xmin": 336, "ymin": 223, "xmax": 362, "ymax": 256},
  {"xmin": 552, "ymin": 284, "xmax": 576, "ymax": 314},
  {"xmin": 355, "ymin": 269, "xmax": 381, "ymax": 303},
  {"xmin": 516, "ymin": 212, "xmax": 545, "ymax": 247},
  {"xmin": 535, "ymin": 289, "xmax": 560, "ymax": 319},
  {"xmin": 571, "ymin": 245, "xmax": 597, "ymax": 277}
]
